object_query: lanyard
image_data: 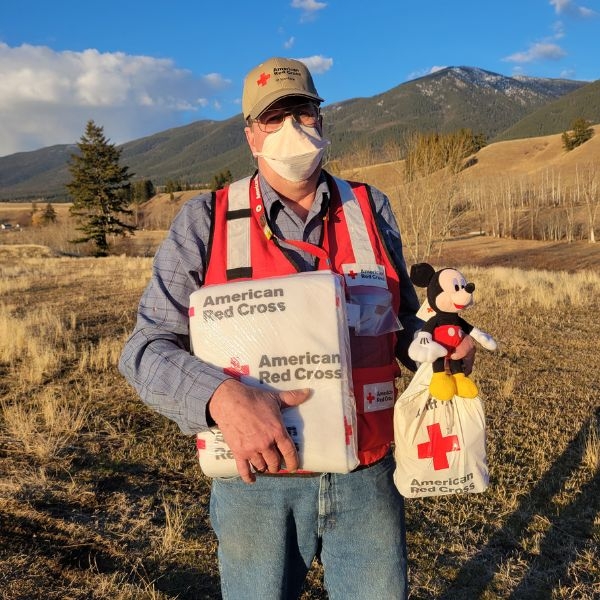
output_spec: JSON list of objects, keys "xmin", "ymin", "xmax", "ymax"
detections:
[{"xmin": 248, "ymin": 175, "xmax": 332, "ymax": 269}]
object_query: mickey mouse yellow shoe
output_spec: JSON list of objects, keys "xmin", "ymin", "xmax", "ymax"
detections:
[
  {"xmin": 453, "ymin": 373, "xmax": 479, "ymax": 398},
  {"xmin": 429, "ymin": 372, "xmax": 457, "ymax": 401}
]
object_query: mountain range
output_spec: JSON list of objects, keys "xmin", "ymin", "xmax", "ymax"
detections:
[{"xmin": 1, "ymin": 66, "xmax": 598, "ymax": 202}]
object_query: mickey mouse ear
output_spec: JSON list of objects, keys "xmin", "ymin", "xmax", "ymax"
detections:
[{"xmin": 410, "ymin": 263, "xmax": 436, "ymax": 287}]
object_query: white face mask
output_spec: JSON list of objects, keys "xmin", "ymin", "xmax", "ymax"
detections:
[{"xmin": 254, "ymin": 117, "xmax": 330, "ymax": 182}]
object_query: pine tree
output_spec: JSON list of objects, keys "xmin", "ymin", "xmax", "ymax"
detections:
[
  {"xmin": 571, "ymin": 118, "xmax": 594, "ymax": 147},
  {"xmin": 211, "ymin": 169, "xmax": 232, "ymax": 191},
  {"xmin": 562, "ymin": 118, "xmax": 594, "ymax": 151},
  {"xmin": 131, "ymin": 179, "xmax": 155, "ymax": 204},
  {"xmin": 31, "ymin": 202, "xmax": 58, "ymax": 227},
  {"xmin": 67, "ymin": 120, "xmax": 135, "ymax": 256},
  {"xmin": 41, "ymin": 202, "xmax": 57, "ymax": 224}
]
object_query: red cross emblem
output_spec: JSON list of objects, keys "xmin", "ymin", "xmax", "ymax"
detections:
[
  {"xmin": 348, "ymin": 270, "xmax": 358, "ymax": 279},
  {"xmin": 417, "ymin": 423, "xmax": 460, "ymax": 470},
  {"xmin": 257, "ymin": 72, "xmax": 270, "ymax": 86},
  {"xmin": 224, "ymin": 357, "xmax": 250, "ymax": 380},
  {"xmin": 366, "ymin": 392, "xmax": 375, "ymax": 405}
]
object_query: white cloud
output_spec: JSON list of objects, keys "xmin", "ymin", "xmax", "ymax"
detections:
[
  {"xmin": 284, "ymin": 37, "xmax": 295, "ymax": 49},
  {"xmin": 553, "ymin": 20, "xmax": 566, "ymax": 38},
  {"xmin": 291, "ymin": 0, "xmax": 327, "ymax": 11},
  {"xmin": 549, "ymin": 0, "xmax": 597, "ymax": 17},
  {"xmin": 291, "ymin": 0, "xmax": 327, "ymax": 22},
  {"xmin": 0, "ymin": 43, "xmax": 231, "ymax": 156},
  {"xmin": 503, "ymin": 42, "xmax": 567, "ymax": 63},
  {"xmin": 560, "ymin": 68, "xmax": 577, "ymax": 78},
  {"xmin": 296, "ymin": 55, "xmax": 333, "ymax": 74}
]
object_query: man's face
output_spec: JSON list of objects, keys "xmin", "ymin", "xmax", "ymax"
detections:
[{"xmin": 245, "ymin": 96, "xmax": 321, "ymax": 155}]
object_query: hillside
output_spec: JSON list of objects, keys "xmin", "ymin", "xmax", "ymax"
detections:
[
  {"xmin": 495, "ymin": 79, "xmax": 600, "ymax": 141},
  {"xmin": 339, "ymin": 124, "xmax": 600, "ymax": 200},
  {"xmin": 3, "ymin": 123, "xmax": 599, "ymax": 266},
  {"xmin": 459, "ymin": 125, "xmax": 600, "ymax": 188},
  {"xmin": 0, "ymin": 66, "xmax": 589, "ymax": 202},
  {"xmin": 325, "ymin": 67, "xmax": 585, "ymax": 154}
]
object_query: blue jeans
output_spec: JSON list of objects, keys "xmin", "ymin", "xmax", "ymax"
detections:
[{"xmin": 210, "ymin": 453, "xmax": 407, "ymax": 599}]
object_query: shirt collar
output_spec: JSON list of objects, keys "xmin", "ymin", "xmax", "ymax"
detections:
[{"xmin": 257, "ymin": 172, "xmax": 330, "ymax": 220}]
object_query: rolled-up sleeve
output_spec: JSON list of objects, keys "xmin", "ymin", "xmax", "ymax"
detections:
[{"xmin": 119, "ymin": 194, "xmax": 230, "ymax": 435}]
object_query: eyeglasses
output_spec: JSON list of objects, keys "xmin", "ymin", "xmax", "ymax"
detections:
[{"xmin": 252, "ymin": 103, "xmax": 320, "ymax": 133}]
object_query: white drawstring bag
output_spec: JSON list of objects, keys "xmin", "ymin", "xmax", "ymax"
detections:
[{"xmin": 393, "ymin": 363, "xmax": 489, "ymax": 498}]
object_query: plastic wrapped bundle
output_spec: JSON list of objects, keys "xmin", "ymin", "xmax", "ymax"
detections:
[{"xmin": 189, "ymin": 271, "xmax": 359, "ymax": 476}]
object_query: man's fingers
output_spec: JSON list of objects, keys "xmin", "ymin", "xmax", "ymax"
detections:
[
  {"xmin": 278, "ymin": 387, "xmax": 312, "ymax": 410},
  {"xmin": 275, "ymin": 434, "xmax": 300, "ymax": 473},
  {"xmin": 249, "ymin": 455, "xmax": 268, "ymax": 474},
  {"xmin": 451, "ymin": 335, "xmax": 475, "ymax": 360},
  {"xmin": 212, "ymin": 383, "xmax": 307, "ymax": 481},
  {"xmin": 235, "ymin": 458, "xmax": 256, "ymax": 484},
  {"xmin": 451, "ymin": 335, "xmax": 476, "ymax": 375},
  {"xmin": 263, "ymin": 449, "xmax": 283, "ymax": 473}
]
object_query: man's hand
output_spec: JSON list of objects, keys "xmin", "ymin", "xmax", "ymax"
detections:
[
  {"xmin": 208, "ymin": 379, "xmax": 311, "ymax": 483},
  {"xmin": 451, "ymin": 334, "xmax": 476, "ymax": 375}
]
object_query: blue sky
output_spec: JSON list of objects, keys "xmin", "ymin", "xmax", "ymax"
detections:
[{"xmin": 0, "ymin": 0, "xmax": 598, "ymax": 156}]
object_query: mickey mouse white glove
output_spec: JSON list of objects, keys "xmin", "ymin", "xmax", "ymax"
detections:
[
  {"xmin": 469, "ymin": 327, "xmax": 498, "ymax": 351},
  {"xmin": 408, "ymin": 331, "xmax": 448, "ymax": 363}
]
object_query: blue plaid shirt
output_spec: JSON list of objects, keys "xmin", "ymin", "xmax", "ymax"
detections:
[{"xmin": 119, "ymin": 172, "xmax": 422, "ymax": 435}]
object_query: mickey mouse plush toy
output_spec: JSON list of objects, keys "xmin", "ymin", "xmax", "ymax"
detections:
[{"xmin": 408, "ymin": 263, "xmax": 497, "ymax": 401}]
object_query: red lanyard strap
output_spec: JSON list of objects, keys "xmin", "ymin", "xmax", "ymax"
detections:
[{"xmin": 249, "ymin": 175, "xmax": 331, "ymax": 269}]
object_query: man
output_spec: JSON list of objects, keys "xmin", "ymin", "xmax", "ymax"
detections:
[{"xmin": 120, "ymin": 57, "xmax": 473, "ymax": 599}]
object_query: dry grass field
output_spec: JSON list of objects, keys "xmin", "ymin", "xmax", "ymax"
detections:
[
  {"xmin": 1, "ymin": 247, "xmax": 599, "ymax": 599},
  {"xmin": 1, "ymin": 128, "xmax": 599, "ymax": 598}
]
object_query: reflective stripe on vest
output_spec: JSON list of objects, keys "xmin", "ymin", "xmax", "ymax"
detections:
[
  {"xmin": 225, "ymin": 177, "xmax": 253, "ymax": 279},
  {"xmin": 226, "ymin": 176, "xmax": 375, "ymax": 271},
  {"xmin": 333, "ymin": 177, "xmax": 377, "ymax": 265}
]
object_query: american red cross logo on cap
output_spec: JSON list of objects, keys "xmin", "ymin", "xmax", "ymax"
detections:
[
  {"xmin": 257, "ymin": 72, "xmax": 270, "ymax": 86},
  {"xmin": 417, "ymin": 423, "xmax": 460, "ymax": 470}
]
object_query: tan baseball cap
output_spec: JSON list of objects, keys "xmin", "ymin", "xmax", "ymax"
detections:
[{"xmin": 242, "ymin": 57, "xmax": 324, "ymax": 120}]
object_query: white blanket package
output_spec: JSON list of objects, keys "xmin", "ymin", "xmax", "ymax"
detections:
[
  {"xmin": 393, "ymin": 363, "xmax": 489, "ymax": 498},
  {"xmin": 190, "ymin": 271, "xmax": 359, "ymax": 476}
]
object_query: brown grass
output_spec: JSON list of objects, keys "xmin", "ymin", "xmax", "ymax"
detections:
[
  {"xmin": 1, "ymin": 248, "xmax": 599, "ymax": 599},
  {"xmin": 1, "ymin": 129, "xmax": 599, "ymax": 597}
]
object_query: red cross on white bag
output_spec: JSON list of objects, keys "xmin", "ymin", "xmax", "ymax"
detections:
[{"xmin": 417, "ymin": 423, "xmax": 460, "ymax": 470}]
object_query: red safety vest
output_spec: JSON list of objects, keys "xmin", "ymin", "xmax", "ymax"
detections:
[{"xmin": 204, "ymin": 173, "xmax": 402, "ymax": 465}]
